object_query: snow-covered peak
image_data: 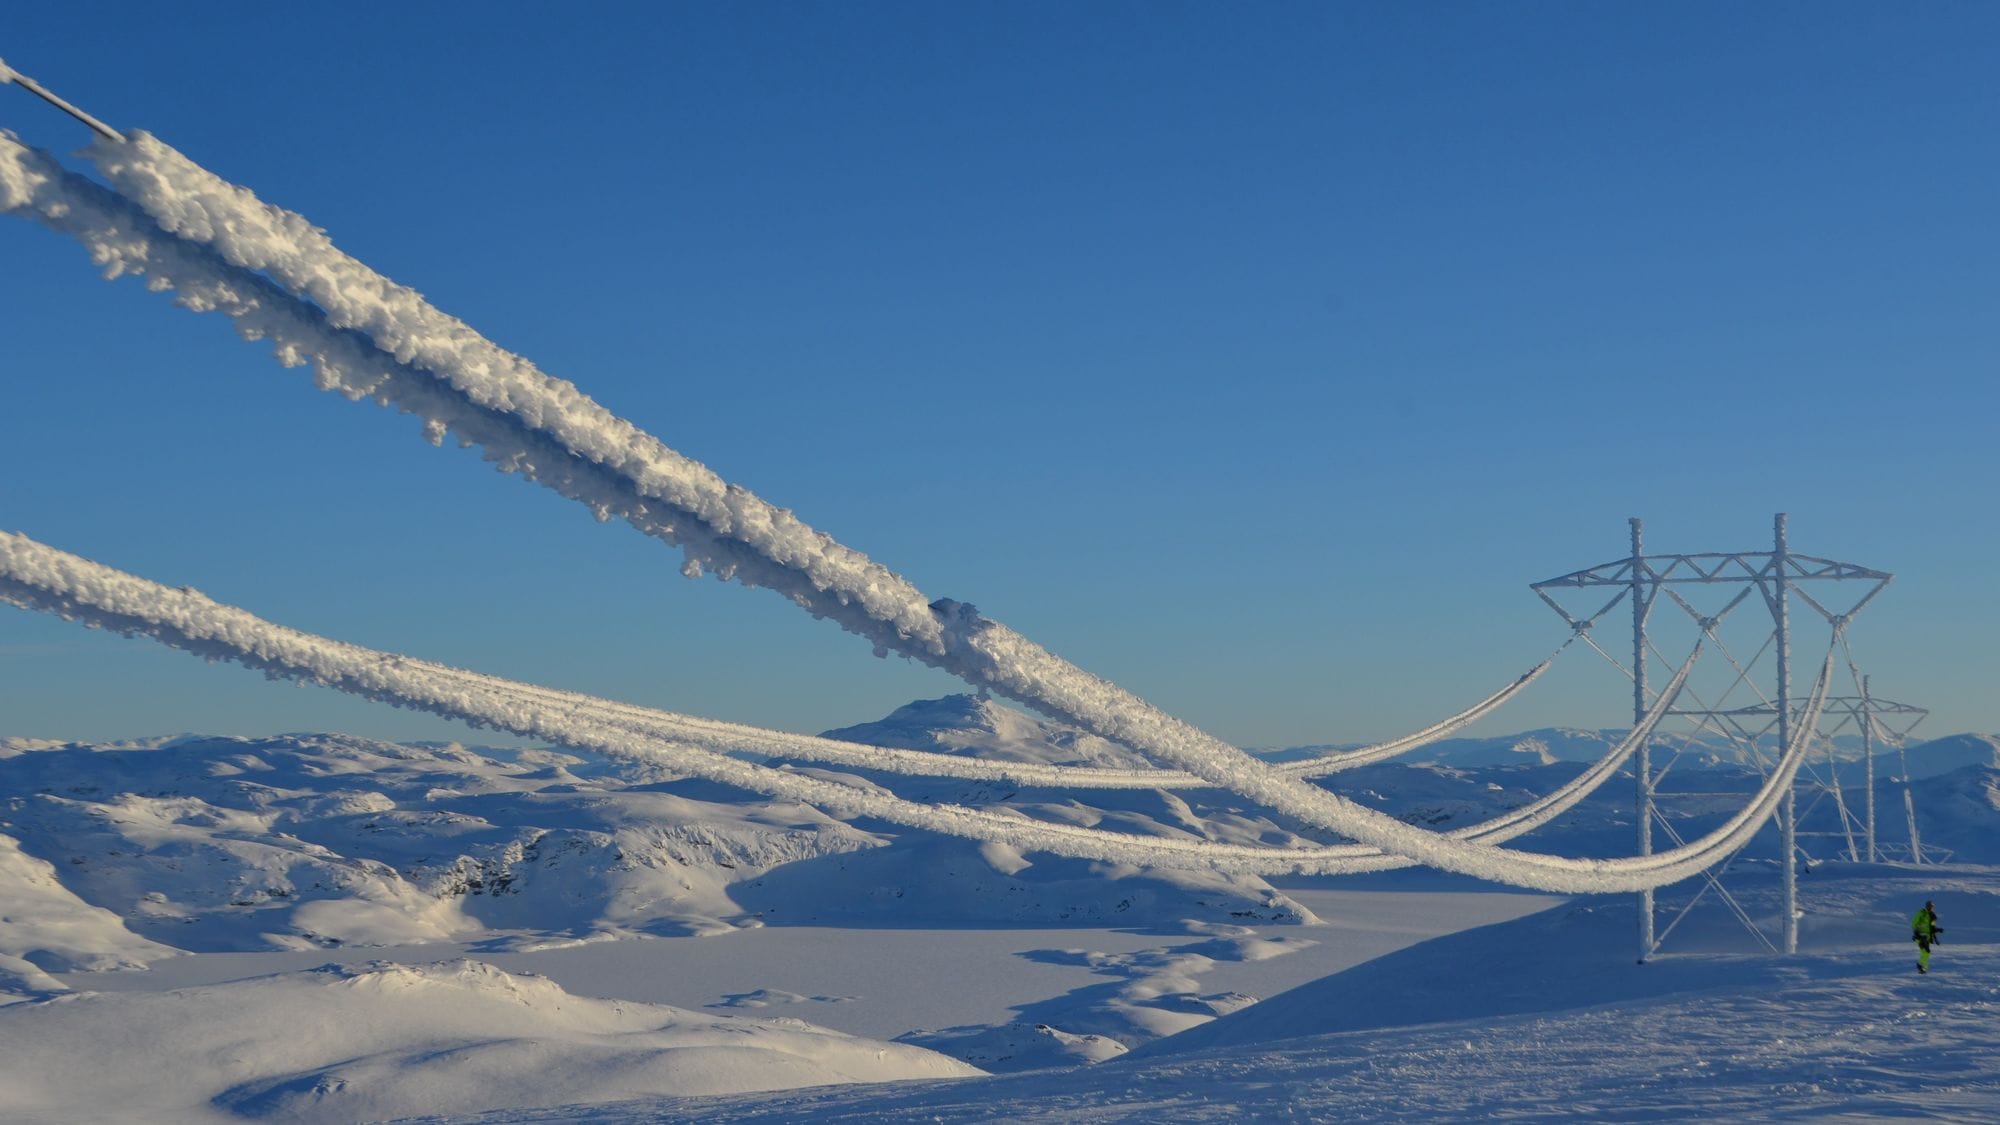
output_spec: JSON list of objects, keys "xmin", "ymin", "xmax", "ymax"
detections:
[
  {"xmin": 821, "ymin": 695, "xmax": 1156, "ymax": 769},
  {"xmin": 1892, "ymin": 733, "xmax": 2000, "ymax": 778}
]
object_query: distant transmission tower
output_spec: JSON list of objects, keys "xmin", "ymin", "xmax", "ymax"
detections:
[{"xmin": 1531, "ymin": 514, "xmax": 1933, "ymax": 962}]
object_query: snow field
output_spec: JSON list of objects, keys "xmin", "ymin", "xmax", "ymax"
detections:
[
  {"xmin": 415, "ymin": 865, "xmax": 2000, "ymax": 1123},
  {"xmin": 0, "ymin": 959, "xmax": 981, "ymax": 1124}
]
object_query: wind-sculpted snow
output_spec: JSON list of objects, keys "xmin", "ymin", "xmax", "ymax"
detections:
[
  {"xmin": 0, "ymin": 530, "xmax": 1834, "ymax": 892},
  {"xmin": 0, "ymin": 959, "xmax": 984, "ymax": 1120}
]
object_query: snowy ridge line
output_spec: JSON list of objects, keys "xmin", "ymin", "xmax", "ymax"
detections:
[
  {"xmin": 483, "ymin": 645, "xmax": 1677, "ymax": 848},
  {"xmin": 1456, "ymin": 640, "xmax": 1700, "ymax": 840},
  {"xmin": 0, "ymin": 530, "xmax": 1832, "ymax": 890},
  {"xmin": 471, "ymin": 648, "xmax": 1568, "ymax": 791},
  {"xmin": 0, "ymin": 531, "xmax": 1276, "ymax": 873},
  {"xmin": 482, "ymin": 641, "xmax": 1697, "ymax": 872},
  {"xmin": 773, "ymin": 599, "xmax": 1833, "ymax": 885},
  {"xmin": 438, "ymin": 674, "xmax": 1209, "ymax": 791},
  {"xmin": 83, "ymin": 132, "xmax": 947, "ymax": 654},
  {"xmin": 16, "ymin": 134, "xmax": 1815, "ymax": 887},
  {"xmin": 336, "ymin": 647, "xmax": 1655, "ymax": 870}
]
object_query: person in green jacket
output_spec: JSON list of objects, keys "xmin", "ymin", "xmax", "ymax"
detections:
[{"xmin": 1912, "ymin": 900, "xmax": 1943, "ymax": 974}]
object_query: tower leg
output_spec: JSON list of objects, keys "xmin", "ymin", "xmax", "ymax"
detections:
[
  {"xmin": 1631, "ymin": 518, "xmax": 1654, "ymax": 963},
  {"xmin": 1774, "ymin": 513, "xmax": 1798, "ymax": 955}
]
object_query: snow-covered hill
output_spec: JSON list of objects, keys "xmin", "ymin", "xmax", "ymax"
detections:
[
  {"xmin": 1881, "ymin": 732, "xmax": 2000, "ymax": 778},
  {"xmin": 411, "ymin": 863, "xmax": 2000, "ymax": 1124},
  {"xmin": 820, "ymin": 695, "xmax": 1156, "ymax": 770},
  {"xmin": 0, "ymin": 701, "xmax": 1327, "ymax": 996},
  {"xmin": 8, "ymin": 699, "xmax": 1996, "ymax": 994},
  {"xmin": 0, "ymin": 958, "xmax": 980, "ymax": 1124},
  {"xmin": 769, "ymin": 694, "xmax": 1317, "ymax": 927},
  {"xmin": 0, "ymin": 732, "xmax": 881, "ymax": 967},
  {"xmin": 3, "ymin": 696, "xmax": 2000, "ymax": 1120}
]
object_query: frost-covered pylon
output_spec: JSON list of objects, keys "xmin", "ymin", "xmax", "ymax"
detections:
[{"xmin": 1533, "ymin": 514, "xmax": 1929, "ymax": 960}]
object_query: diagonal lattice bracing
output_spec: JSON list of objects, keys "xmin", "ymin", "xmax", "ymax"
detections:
[{"xmin": 1530, "ymin": 516, "xmax": 1926, "ymax": 960}]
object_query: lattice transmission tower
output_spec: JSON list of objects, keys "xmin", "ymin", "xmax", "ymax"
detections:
[{"xmin": 1531, "ymin": 514, "xmax": 1934, "ymax": 962}]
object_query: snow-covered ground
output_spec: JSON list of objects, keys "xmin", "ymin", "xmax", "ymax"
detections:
[
  {"xmin": 3, "ymin": 696, "xmax": 1998, "ymax": 1121},
  {"xmin": 425, "ymin": 865, "xmax": 2000, "ymax": 1123}
]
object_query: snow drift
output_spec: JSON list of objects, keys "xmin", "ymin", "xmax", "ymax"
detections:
[{"xmin": 0, "ymin": 959, "xmax": 980, "ymax": 1123}]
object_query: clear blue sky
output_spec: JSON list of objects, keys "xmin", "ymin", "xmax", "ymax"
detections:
[{"xmin": 2, "ymin": 3, "xmax": 1994, "ymax": 748}]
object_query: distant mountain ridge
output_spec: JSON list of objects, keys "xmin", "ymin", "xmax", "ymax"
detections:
[
  {"xmin": 820, "ymin": 694, "xmax": 1156, "ymax": 769},
  {"xmin": 1256, "ymin": 723, "xmax": 1997, "ymax": 780},
  {"xmin": 5, "ymin": 697, "xmax": 1995, "ymax": 999}
]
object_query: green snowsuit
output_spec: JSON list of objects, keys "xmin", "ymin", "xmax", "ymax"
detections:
[{"xmin": 1912, "ymin": 906, "xmax": 1942, "ymax": 973}]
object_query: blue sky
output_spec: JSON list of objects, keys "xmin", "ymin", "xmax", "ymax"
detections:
[{"xmin": 2, "ymin": 3, "xmax": 1995, "ymax": 747}]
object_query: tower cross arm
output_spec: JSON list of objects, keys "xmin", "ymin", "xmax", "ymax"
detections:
[{"xmin": 1535, "ymin": 551, "xmax": 1892, "ymax": 590}]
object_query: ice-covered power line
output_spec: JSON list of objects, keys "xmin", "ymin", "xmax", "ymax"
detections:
[
  {"xmin": 29, "ymin": 131, "xmax": 1242, "ymax": 779},
  {"xmin": 479, "ymin": 641, "xmax": 1696, "ymax": 860},
  {"xmin": 475, "ymin": 652, "xmax": 1570, "ymax": 789},
  {"xmin": 0, "ymin": 130, "xmax": 1563, "ymax": 795},
  {"xmin": 1275, "ymin": 648, "xmax": 1562, "ymax": 777},
  {"xmin": 83, "ymin": 131, "xmax": 948, "ymax": 657},
  {"xmin": 67, "ymin": 132, "xmax": 1605, "ymax": 866},
  {"xmin": 6, "ymin": 128, "xmax": 1834, "ymax": 885},
  {"xmin": 0, "ymin": 530, "xmax": 1831, "ymax": 891}
]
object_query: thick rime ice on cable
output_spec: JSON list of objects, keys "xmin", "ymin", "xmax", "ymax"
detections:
[
  {"xmin": 0, "ymin": 531, "xmax": 1256, "ymax": 875},
  {"xmin": 0, "ymin": 134, "xmax": 925, "ymax": 661},
  {"xmin": 4, "ymin": 129, "xmax": 1821, "ymax": 889},
  {"xmin": 4, "ymin": 133, "xmax": 1826, "ymax": 890},
  {"xmin": 0, "ymin": 531, "xmax": 1833, "ymax": 893},
  {"xmin": 84, "ymin": 132, "xmax": 945, "ymax": 654},
  {"xmin": 470, "ymin": 661, "xmax": 1665, "ymax": 870},
  {"xmin": 13, "ymin": 131, "xmax": 1530, "ymax": 802},
  {"xmin": 1276, "ymin": 653, "xmax": 1558, "ymax": 777},
  {"xmin": 64, "ymin": 133, "xmax": 1413, "ymax": 826}
]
